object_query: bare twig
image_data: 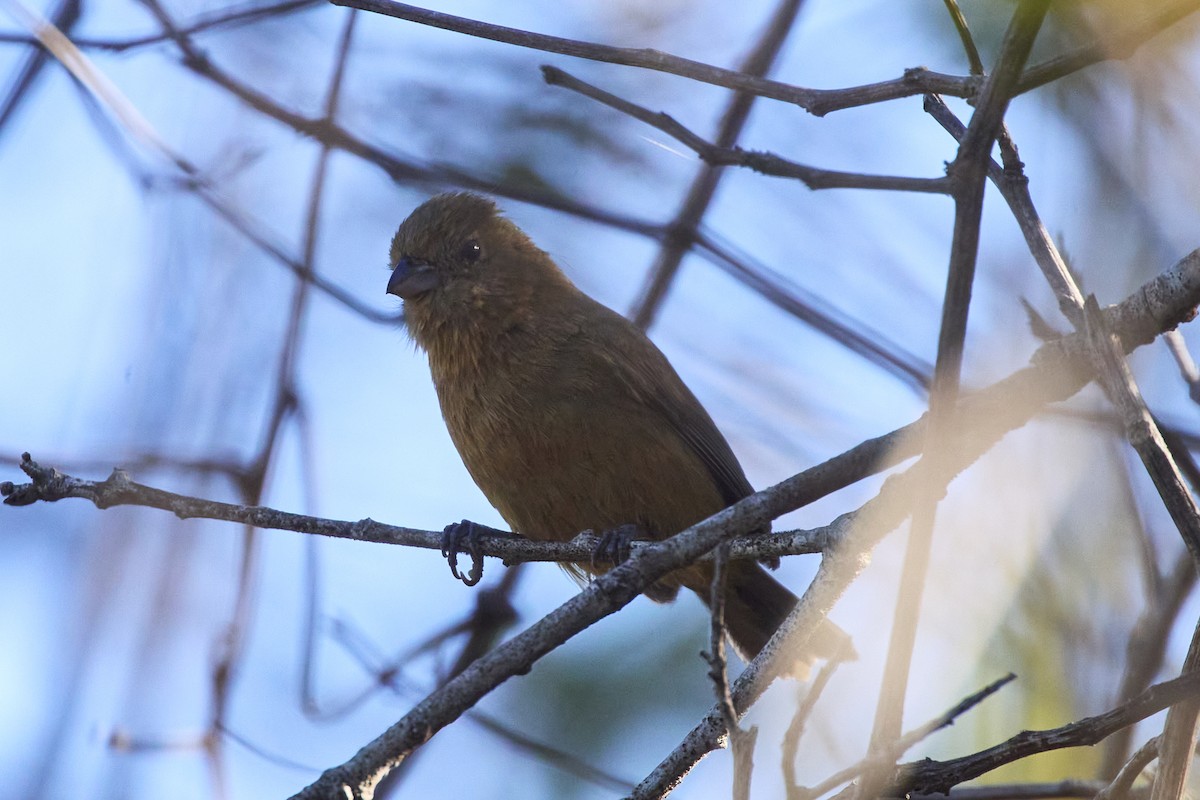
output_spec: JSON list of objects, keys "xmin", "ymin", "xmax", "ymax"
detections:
[
  {"xmin": 942, "ymin": 0, "xmax": 985, "ymax": 76},
  {"xmin": 0, "ymin": 0, "xmax": 320, "ymax": 51},
  {"xmin": 703, "ymin": 543, "xmax": 757, "ymax": 800},
  {"xmin": 1082, "ymin": 295, "xmax": 1200, "ymax": 566},
  {"xmin": 1164, "ymin": 330, "xmax": 1200, "ymax": 404},
  {"xmin": 923, "ymin": 94, "xmax": 1087, "ymax": 325},
  {"xmin": 542, "ymin": 66, "xmax": 951, "ymax": 196},
  {"xmin": 330, "ymin": 0, "xmax": 974, "ymax": 114},
  {"xmin": 0, "ymin": 454, "xmax": 837, "ymax": 563},
  {"xmin": 799, "ymin": 674, "xmax": 1017, "ymax": 799},
  {"xmin": 1016, "ymin": 0, "xmax": 1200, "ymax": 95},
  {"xmin": 1097, "ymin": 736, "xmax": 1160, "ymax": 800},
  {"xmin": 0, "ymin": 0, "xmax": 79, "ymax": 135},
  {"xmin": 333, "ymin": 0, "xmax": 1200, "ymax": 116},
  {"xmin": 782, "ymin": 651, "xmax": 847, "ymax": 796},
  {"xmin": 893, "ymin": 672, "xmax": 1200, "ymax": 796}
]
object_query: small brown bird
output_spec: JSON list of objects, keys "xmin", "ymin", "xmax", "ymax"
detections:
[{"xmin": 387, "ymin": 192, "xmax": 847, "ymax": 669}]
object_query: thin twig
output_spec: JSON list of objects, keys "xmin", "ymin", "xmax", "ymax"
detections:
[
  {"xmin": 1097, "ymin": 736, "xmax": 1159, "ymax": 800},
  {"xmin": 942, "ymin": 0, "xmax": 985, "ymax": 76},
  {"xmin": 1016, "ymin": 0, "xmax": 1200, "ymax": 95},
  {"xmin": 923, "ymin": 94, "xmax": 1087, "ymax": 326},
  {"xmin": 543, "ymin": 66, "xmax": 951, "ymax": 195},
  {"xmin": 782, "ymin": 650, "xmax": 847, "ymax": 796},
  {"xmin": 1082, "ymin": 296, "xmax": 1200, "ymax": 567},
  {"xmin": 1164, "ymin": 330, "xmax": 1200, "ymax": 404},
  {"xmin": 333, "ymin": 0, "xmax": 1200, "ymax": 115},
  {"xmin": 704, "ymin": 543, "xmax": 757, "ymax": 800},
  {"xmin": 799, "ymin": 674, "xmax": 1017, "ymax": 799},
  {"xmin": 895, "ymin": 672, "xmax": 1200, "ymax": 796},
  {"xmin": 0, "ymin": 0, "xmax": 320, "ymax": 51}
]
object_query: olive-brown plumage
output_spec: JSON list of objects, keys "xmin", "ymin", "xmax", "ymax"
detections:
[{"xmin": 388, "ymin": 192, "xmax": 844, "ymax": 667}]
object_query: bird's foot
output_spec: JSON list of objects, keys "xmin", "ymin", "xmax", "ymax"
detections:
[
  {"xmin": 441, "ymin": 519, "xmax": 513, "ymax": 587},
  {"xmin": 591, "ymin": 523, "xmax": 645, "ymax": 570}
]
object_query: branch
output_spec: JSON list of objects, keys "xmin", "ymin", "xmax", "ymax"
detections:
[
  {"xmin": 627, "ymin": 0, "xmax": 806, "ymax": 329},
  {"xmin": 7, "ymin": 247, "xmax": 1200, "ymax": 798},
  {"xmin": 541, "ymin": 66, "xmax": 951, "ymax": 195},
  {"xmin": 333, "ymin": 0, "xmax": 1200, "ymax": 116},
  {"xmin": 0, "ymin": 453, "xmax": 833, "ymax": 563},
  {"xmin": 894, "ymin": 671, "xmax": 1200, "ymax": 796},
  {"xmin": 279, "ymin": 449, "xmax": 833, "ymax": 798},
  {"xmin": 626, "ymin": 245, "xmax": 1200, "ymax": 797},
  {"xmin": 798, "ymin": 674, "xmax": 1017, "ymax": 799},
  {"xmin": 1016, "ymin": 0, "xmax": 1200, "ymax": 94},
  {"xmin": 869, "ymin": 0, "xmax": 1051, "ymax": 764},
  {"xmin": 330, "ymin": 0, "xmax": 974, "ymax": 114}
]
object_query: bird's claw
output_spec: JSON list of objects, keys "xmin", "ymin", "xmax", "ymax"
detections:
[
  {"xmin": 442, "ymin": 519, "xmax": 488, "ymax": 586},
  {"xmin": 441, "ymin": 520, "xmax": 515, "ymax": 587},
  {"xmin": 591, "ymin": 523, "xmax": 643, "ymax": 570}
]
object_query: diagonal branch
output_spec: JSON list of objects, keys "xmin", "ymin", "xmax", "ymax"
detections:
[
  {"xmin": 627, "ymin": 0, "xmax": 807, "ymax": 330},
  {"xmin": 895, "ymin": 671, "xmax": 1200, "ymax": 796},
  {"xmin": 627, "ymin": 245, "xmax": 1200, "ymax": 799}
]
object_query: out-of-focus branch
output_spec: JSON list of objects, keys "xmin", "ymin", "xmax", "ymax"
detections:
[
  {"xmin": 627, "ymin": 0, "xmax": 805, "ymax": 330},
  {"xmin": 1016, "ymin": 0, "xmax": 1200, "ymax": 94},
  {"xmin": 0, "ymin": 0, "xmax": 319, "ymax": 51},
  {"xmin": 868, "ymin": 1, "xmax": 1050, "ymax": 774},
  {"xmin": 0, "ymin": 0, "xmax": 79, "ymax": 137}
]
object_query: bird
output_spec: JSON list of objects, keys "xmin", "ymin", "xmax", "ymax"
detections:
[{"xmin": 386, "ymin": 191, "xmax": 850, "ymax": 671}]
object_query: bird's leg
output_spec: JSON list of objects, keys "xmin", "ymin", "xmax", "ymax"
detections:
[
  {"xmin": 590, "ymin": 522, "xmax": 647, "ymax": 570},
  {"xmin": 441, "ymin": 520, "xmax": 515, "ymax": 587}
]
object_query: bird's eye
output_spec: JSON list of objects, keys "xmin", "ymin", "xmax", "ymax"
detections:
[{"xmin": 460, "ymin": 240, "xmax": 482, "ymax": 264}]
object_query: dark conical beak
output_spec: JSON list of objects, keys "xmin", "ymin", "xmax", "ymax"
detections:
[{"xmin": 387, "ymin": 257, "xmax": 440, "ymax": 299}]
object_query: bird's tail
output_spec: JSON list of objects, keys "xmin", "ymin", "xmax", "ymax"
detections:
[{"xmin": 690, "ymin": 560, "xmax": 854, "ymax": 676}]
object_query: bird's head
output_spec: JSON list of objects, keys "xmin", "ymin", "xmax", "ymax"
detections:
[{"xmin": 387, "ymin": 192, "xmax": 572, "ymax": 347}]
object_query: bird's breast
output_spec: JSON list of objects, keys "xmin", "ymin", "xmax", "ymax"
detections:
[{"xmin": 427, "ymin": 334, "xmax": 724, "ymax": 543}]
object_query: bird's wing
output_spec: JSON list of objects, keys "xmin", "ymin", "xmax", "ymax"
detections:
[{"xmin": 577, "ymin": 302, "xmax": 756, "ymax": 507}]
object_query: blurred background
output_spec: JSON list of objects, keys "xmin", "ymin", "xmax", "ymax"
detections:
[{"xmin": 3, "ymin": 0, "xmax": 1200, "ymax": 797}]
